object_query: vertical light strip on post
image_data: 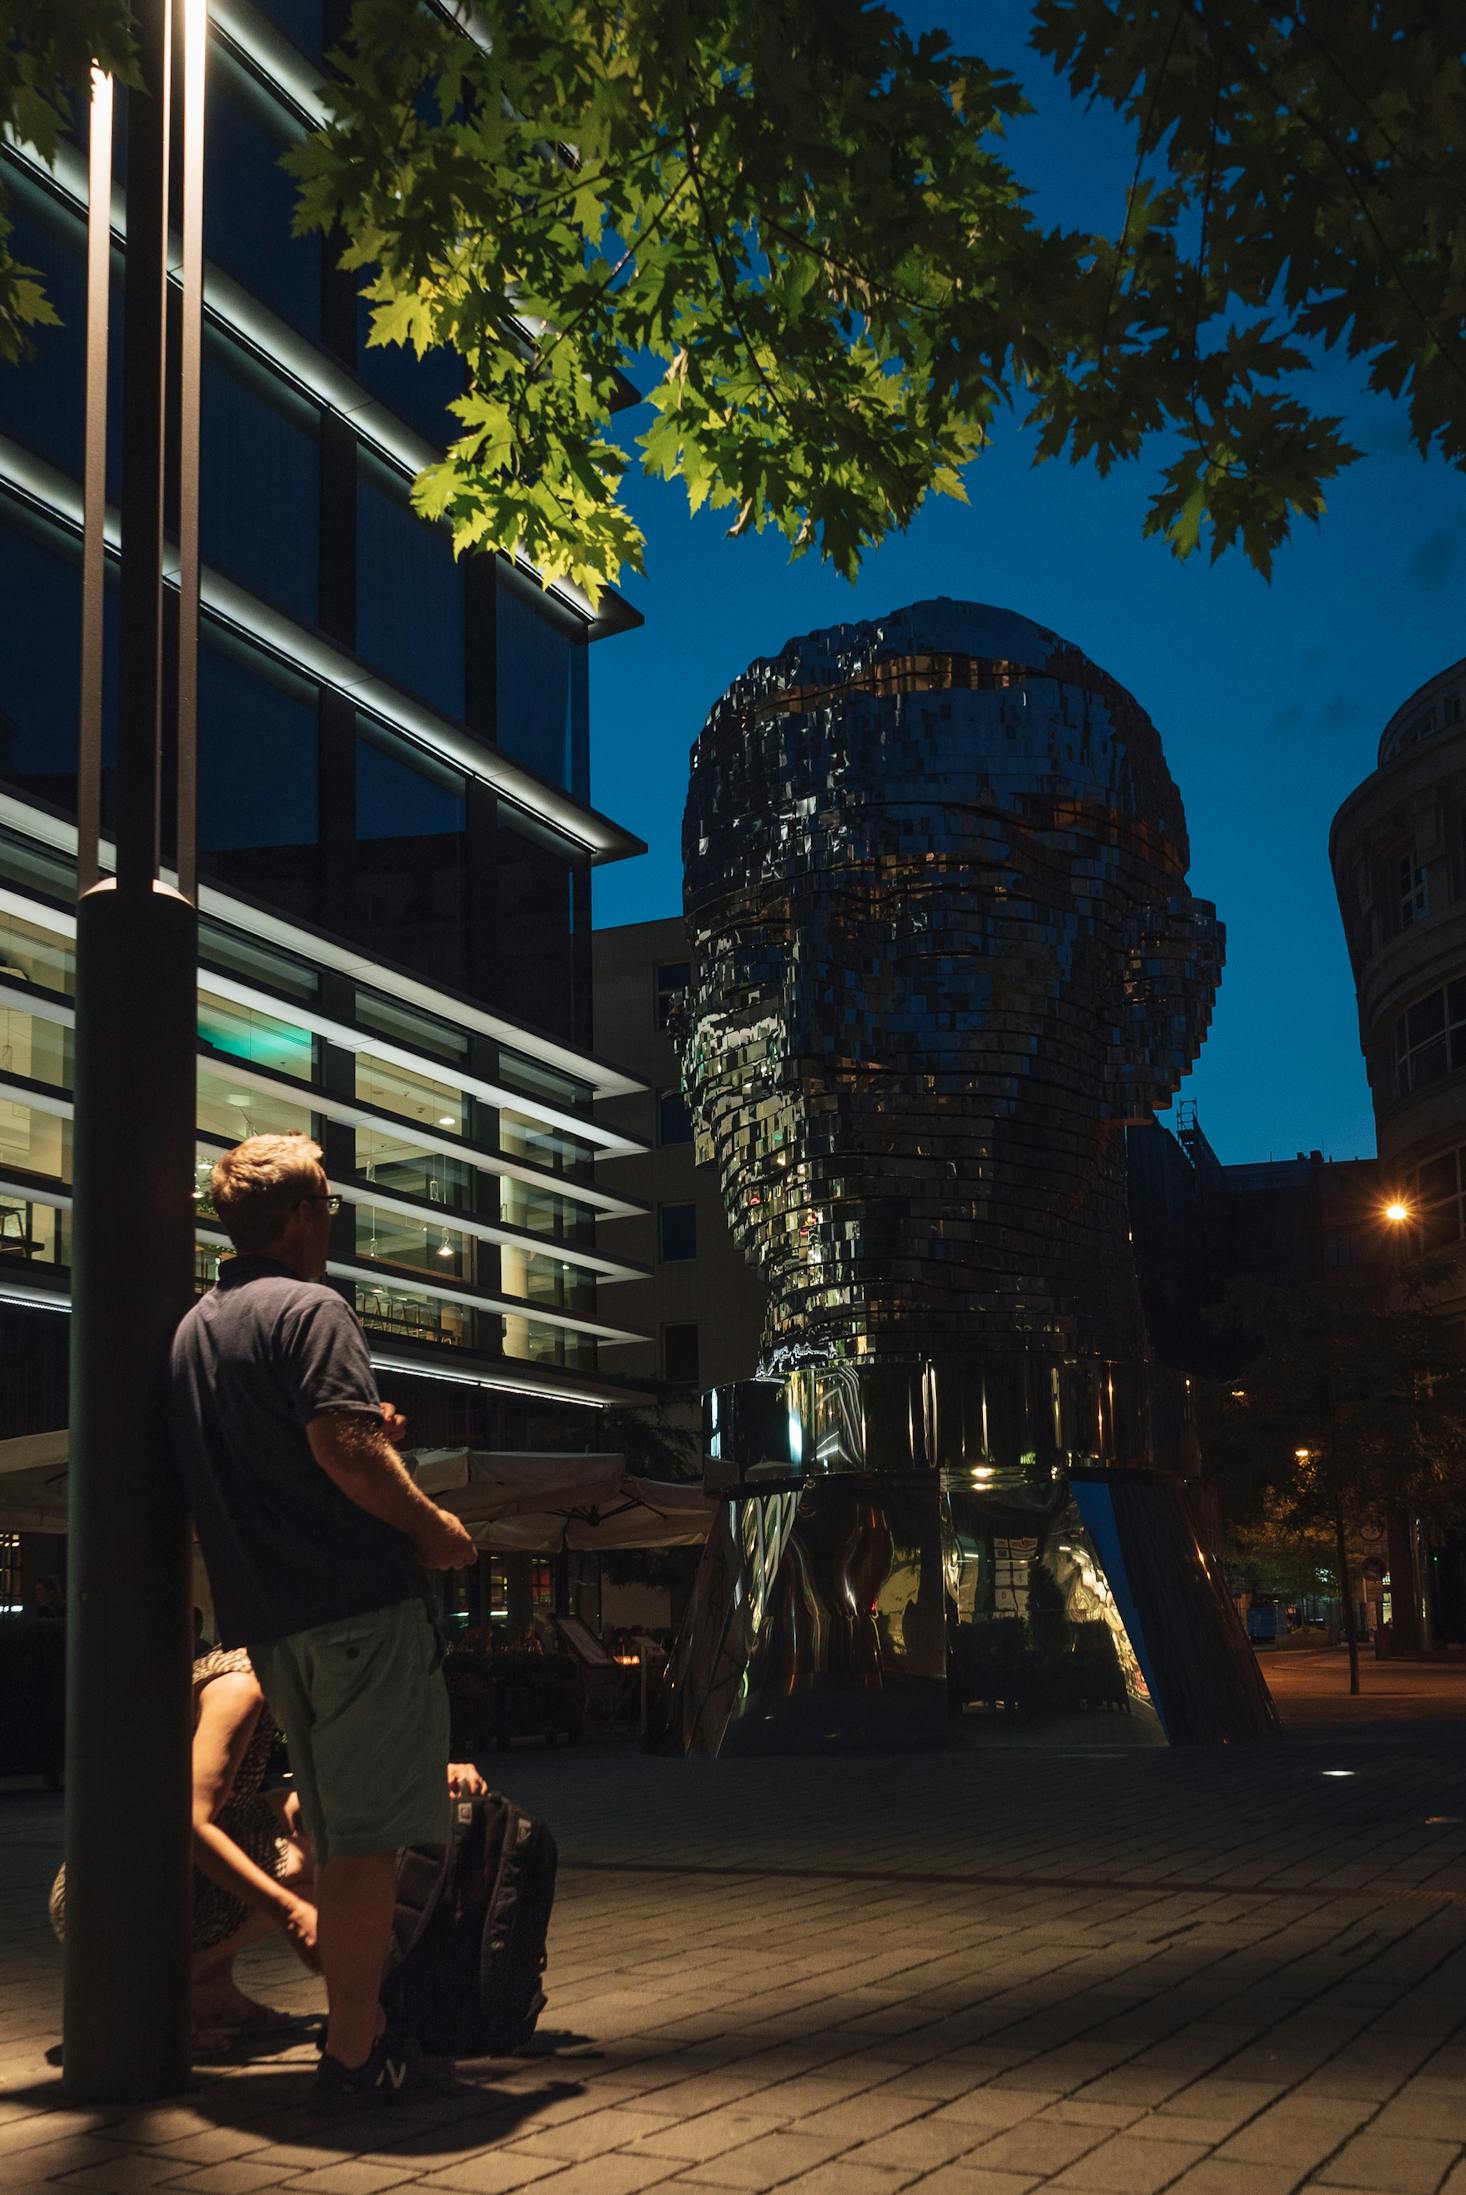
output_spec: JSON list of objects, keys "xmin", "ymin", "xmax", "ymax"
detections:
[
  {"xmin": 175, "ymin": 0, "xmax": 207, "ymax": 903},
  {"xmin": 76, "ymin": 68, "xmax": 112, "ymax": 898},
  {"xmin": 64, "ymin": 0, "xmax": 203, "ymax": 2103}
]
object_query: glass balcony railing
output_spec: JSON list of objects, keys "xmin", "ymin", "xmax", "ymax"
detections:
[
  {"xmin": 0, "ymin": 910, "xmax": 74, "ymax": 997},
  {"xmin": 0, "ymin": 1191, "xmax": 66, "ymax": 1268}
]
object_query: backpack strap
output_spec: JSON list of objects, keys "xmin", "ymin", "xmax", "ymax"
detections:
[{"xmin": 385, "ymin": 1794, "xmax": 480, "ymax": 1976}]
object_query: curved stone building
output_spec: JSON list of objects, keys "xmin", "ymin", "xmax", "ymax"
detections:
[
  {"xmin": 664, "ymin": 599, "xmax": 1275, "ymax": 1754},
  {"xmin": 1330, "ymin": 656, "xmax": 1466, "ymax": 1310}
]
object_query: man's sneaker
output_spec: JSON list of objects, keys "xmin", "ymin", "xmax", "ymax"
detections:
[{"xmin": 312, "ymin": 2028, "xmax": 456, "ymax": 2107}]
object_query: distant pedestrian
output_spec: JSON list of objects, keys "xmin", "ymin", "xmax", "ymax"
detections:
[
  {"xmin": 169, "ymin": 1132, "xmax": 477, "ymax": 2103},
  {"xmin": 31, "ymin": 1576, "xmax": 63, "ymax": 1620}
]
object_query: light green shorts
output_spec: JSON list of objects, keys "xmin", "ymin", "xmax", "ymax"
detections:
[{"xmin": 250, "ymin": 1596, "xmax": 450, "ymax": 1867}]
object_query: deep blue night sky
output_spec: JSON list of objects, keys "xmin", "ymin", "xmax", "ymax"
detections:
[{"xmin": 587, "ymin": 2, "xmax": 1466, "ymax": 1166}]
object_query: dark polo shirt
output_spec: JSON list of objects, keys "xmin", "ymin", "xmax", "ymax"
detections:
[{"xmin": 169, "ymin": 1256, "xmax": 418, "ymax": 1649}]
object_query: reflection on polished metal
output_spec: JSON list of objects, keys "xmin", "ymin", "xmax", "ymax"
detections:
[{"xmin": 664, "ymin": 599, "xmax": 1276, "ymax": 1754}]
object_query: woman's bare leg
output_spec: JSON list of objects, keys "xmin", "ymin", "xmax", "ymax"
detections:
[{"xmin": 191, "ymin": 1793, "xmax": 317, "ymax": 2038}]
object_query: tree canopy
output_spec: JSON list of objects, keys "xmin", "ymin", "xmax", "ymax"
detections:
[
  {"xmin": 1204, "ymin": 1278, "xmax": 1466, "ymax": 1534},
  {"xmin": 3, "ymin": 1, "xmax": 1464, "ymax": 598},
  {"xmin": 1201, "ymin": 1275, "xmax": 1466, "ymax": 1686}
]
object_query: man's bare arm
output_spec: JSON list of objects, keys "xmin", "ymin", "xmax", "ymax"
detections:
[{"xmin": 306, "ymin": 1410, "xmax": 477, "ymax": 1569}]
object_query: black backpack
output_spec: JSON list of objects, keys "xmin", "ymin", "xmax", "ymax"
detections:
[{"xmin": 382, "ymin": 1791, "xmax": 558, "ymax": 2057}]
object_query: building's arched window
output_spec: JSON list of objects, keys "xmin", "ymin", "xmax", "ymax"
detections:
[{"xmin": 1394, "ymin": 978, "xmax": 1466, "ymax": 1095}]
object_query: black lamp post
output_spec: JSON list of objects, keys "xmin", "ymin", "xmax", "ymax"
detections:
[{"xmin": 62, "ymin": 0, "xmax": 205, "ymax": 2103}]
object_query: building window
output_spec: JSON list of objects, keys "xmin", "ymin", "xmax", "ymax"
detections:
[
  {"xmin": 494, "ymin": 805, "xmax": 583, "ymax": 1042},
  {"xmin": 654, "ymin": 961, "xmax": 689, "ymax": 1031},
  {"xmin": 499, "ymin": 1175, "xmax": 597, "ymax": 1245},
  {"xmin": 0, "ymin": 175, "xmax": 121, "ymax": 492},
  {"xmin": 1394, "ymin": 978, "xmax": 1466, "ymax": 1095},
  {"xmin": 659, "ymin": 1202, "xmax": 697, "ymax": 1262},
  {"xmin": 500, "ymin": 1108, "xmax": 594, "ymax": 1176},
  {"xmin": 356, "ymin": 450, "xmax": 465, "ymax": 720},
  {"xmin": 0, "ymin": 1004, "xmax": 69, "ymax": 1088},
  {"xmin": 196, "ymin": 1072, "xmax": 314, "ymax": 1145},
  {"xmin": 354, "ymin": 1125, "xmax": 475, "ymax": 1210},
  {"xmin": 355, "ymin": 1200, "xmax": 471, "ymax": 1283},
  {"xmin": 0, "ymin": 912, "xmax": 74, "ymax": 997},
  {"xmin": 200, "ymin": 924, "xmax": 318, "ymax": 1003},
  {"xmin": 201, "ymin": 328, "xmax": 320, "ymax": 622},
  {"xmin": 356, "ymin": 1054, "xmax": 465, "ymax": 1136},
  {"xmin": 0, "ymin": 1098, "xmax": 70, "ymax": 1181},
  {"xmin": 1399, "ymin": 853, "xmax": 1429, "ymax": 931},
  {"xmin": 498, "ymin": 1050, "xmax": 594, "ymax": 1111},
  {"xmin": 0, "ymin": 502, "xmax": 117, "ymax": 813},
  {"xmin": 0, "ymin": 1193, "xmax": 64, "ymax": 1266},
  {"xmin": 663, "ymin": 1322, "xmax": 700, "ymax": 1385},
  {"xmin": 355, "ymin": 1277, "xmax": 473, "ymax": 1349},
  {"xmin": 198, "ymin": 634, "xmax": 320, "ymax": 919},
  {"xmin": 353, "ymin": 719, "xmax": 467, "ymax": 985},
  {"xmin": 205, "ymin": 46, "xmax": 320, "ymax": 334},
  {"xmin": 355, "ymin": 989, "xmax": 468, "ymax": 1065},
  {"xmin": 657, "ymin": 1087, "xmax": 693, "ymax": 1146},
  {"xmin": 197, "ymin": 991, "xmax": 315, "ymax": 1081},
  {"xmin": 1323, "ymin": 1225, "xmax": 1361, "ymax": 1270},
  {"xmin": 496, "ymin": 577, "xmax": 589, "ymax": 797},
  {"xmin": 355, "ymin": 294, "xmax": 465, "ymax": 446}
]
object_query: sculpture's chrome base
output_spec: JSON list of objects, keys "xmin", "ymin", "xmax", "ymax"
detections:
[
  {"xmin": 668, "ymin": 1477, "xmax": 950, "ymax": 1756},
  {"xmin": 663, "ymin": 1367, "xmax": 1277, "ymax": 1757}
]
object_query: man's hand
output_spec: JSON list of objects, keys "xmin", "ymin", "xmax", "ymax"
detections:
[
  {"xmin": 277, "ymin": 1893, "xmax": 320, "ymax": 1972},
  {"xmin": 413, "ymin": 1505, "xmax": 478, "ymax": 1571},
  {"xmin": 379, "ymin": 1401, "xmax": 408, "ymax": 1445},
  {"xmin": 448, "ymin": 1762, "xmax": 488, "ymax": 1798}
]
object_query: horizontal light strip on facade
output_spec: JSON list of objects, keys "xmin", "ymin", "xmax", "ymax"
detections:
[
  {"xmin": 0, "ymin": 1270, "xmax": 635, "ymax": 1410},
  {"xmin": 194, "ymin": 1055, "xmax": 644, "ymax": 1219},
  {"xmin": 0, "ymin": 1279, "xmax": 69, "ymax": 1314},
  {"xmin": 327, "ymin": 1181, "xmax": 646, "ymax": 1284},
  {"xmin": 328, "ymin": 1259, "xmax": 643, "ymax": 1345},
  {"xmin": 0, "ymin": 791, "xmax": 643, "ymax": 1100},
  {"xmin": 1, "ymin": 1184, "xmax": 648, "ymax": 1344},
  {"xmin": 210, "ymin": 0, "xmax": 330, "ymax": 124},
  {"xmin": 196, "ymin": 966, "xmax": 644, "ymax": 1157},
  {"xmin": 0, "ymin": 958, "xmax": 644, "ymax": 1167},
  {"xmin": 0, "ymin": 434, "xmax": 641, "ymax": 865},
  {"xmin": 0, "ymin": 1174, "xmax": 69, "ymax": 1211},
  {"xmin": 0, "ymin": 1048, "xmax": 644, "ymax": 1227},
  {"xmin": 1, "ymin": 133, "xmax": 642, "ymax": 646},
  {"xmin": 367, "ymin": 1355, "xmax": 634, "ymax": 1411},
  {"xmin": 192, "ymin": 1221, "xmax": 643, "ymax": 1343}
]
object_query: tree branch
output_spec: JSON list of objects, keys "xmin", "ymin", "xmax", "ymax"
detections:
[{"xmin": 678, "ymin": 100, "xmax": 800, "ymax": 446}]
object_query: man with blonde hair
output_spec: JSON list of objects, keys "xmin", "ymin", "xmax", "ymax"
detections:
[{"xmin": 170, "ymin": 1131, "xmax": 477, "ymax": 2102}]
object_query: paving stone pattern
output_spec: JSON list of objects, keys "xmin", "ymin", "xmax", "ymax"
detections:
[{"xmin": 7, "ymin": 1663, "xmax": 1466, "ymax": 2195}]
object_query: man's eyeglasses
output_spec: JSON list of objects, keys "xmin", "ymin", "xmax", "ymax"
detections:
[{"xmin": 301, "ymin": 1193, "xmax": 343, "ymax": 1216}]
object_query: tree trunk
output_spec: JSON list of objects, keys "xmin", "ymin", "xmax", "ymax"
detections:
[{"xmin": 1335, "ymin": 1504, "xmax": 1359, "ymax": 1697}]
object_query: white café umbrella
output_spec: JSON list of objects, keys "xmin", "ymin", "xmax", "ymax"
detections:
[{"xmin": 410, "ymin": 1448, "xmax": 714, "ymax": 1553}]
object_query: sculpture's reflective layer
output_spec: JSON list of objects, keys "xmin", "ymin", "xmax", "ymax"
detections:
[{"xmin": 665, "ymin": 599, "xmax": 1276, "ymax": 1753}]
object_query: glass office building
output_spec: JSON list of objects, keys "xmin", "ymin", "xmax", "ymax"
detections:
[{"xmin": 0, "ymin": 0, "xmax": 652, "ymax": 1597}]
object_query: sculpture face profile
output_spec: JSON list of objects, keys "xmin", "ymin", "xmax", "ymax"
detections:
[
  {"xmin": 665, "ymin": 599, "xmax": 1273, "ymax": 1756},
  {"xmin": 682, "ymin": 599, "xmax": 1221, "ymax": 1376}
]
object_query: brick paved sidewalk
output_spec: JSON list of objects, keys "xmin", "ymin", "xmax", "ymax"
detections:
[{"xmin": 6, "ymin": 1665, "xmax": 1466, "ymax": 2195}]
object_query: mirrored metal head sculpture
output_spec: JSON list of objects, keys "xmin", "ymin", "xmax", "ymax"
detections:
[
  {"xmin": 682, "ymin": 599, "xmax": 1222, "ymax": 1374},
  {"xmin": 665, "ymin": 599, "xmax": 1273, "ymax": 1756}
]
